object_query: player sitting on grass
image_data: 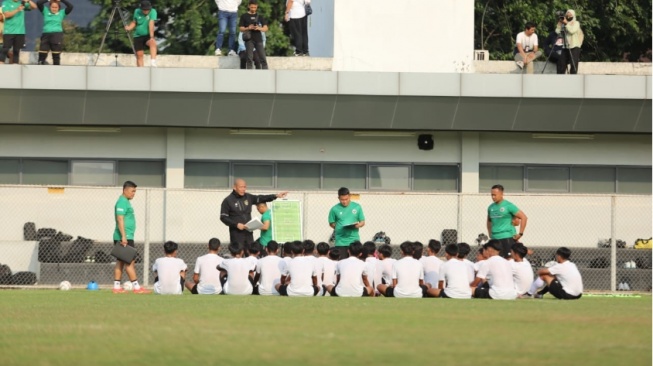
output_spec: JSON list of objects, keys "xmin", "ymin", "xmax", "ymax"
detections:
[
  {"xmin": 326, "ymin": 241, "xmax": 373, "ymax": 297},
  {"xmin": 470, "ymin": 240, "xmax": 518, "ymax": 300},
  {"xmin": 218, "ymin": 242, "xmax": 256, "ymax": 295},
  {"xmin": 420, "ymin": 239, "xmax": 443, "ymax": 289},
  {"xmin": 315, "ymin": 242, "xmax": 335, "ymax": 295},
  {"xmin": 457, "ymin": 242, "xmax": 476, "ymax": 285},
  {"xmin": 363, "ymin": 241, "xmax": 379, "ymax": 291},
  {"xmin": 377, "ymin": 244, "xmax": 396, "ymax": 287},
  {"xmin": 510, "ymin": 243, "xmax": 534, "ymax": 298},
  {"xmin": 185, "ymin": 237, "xmax": 224, "ymax": 295},
  {"xmin": 153, "ymin": 241, "xmax": 187, "ymax": 295},
  {"xmin": 426, "ymin": 243, "xmax": 471, "ymax": 299},
  {"xmin": 253, "ymin": 240, "xmax": 283, "ymax": 295},
  {"xmin": 377, "ymin": 241, "xmax": 427, "ymax": 298},
  {"xmin": 246, "ymin": 242, "xmax": 262, "ymax": 286},
  {"xmin": 534, "ymin": 247, "xmax": 583, "ymax": 300},
  {"xmin": 276, "ymin": 241, "xmax": 319, "ymax": 296}
]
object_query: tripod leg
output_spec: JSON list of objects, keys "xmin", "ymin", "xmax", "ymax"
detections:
[
  {"xmin": 95, "ymin": 7, "xmax": 119, "ymax": 66},
  {"xmin": 118, "ymin": 7, "xmax": 137, "ymax": 56}
]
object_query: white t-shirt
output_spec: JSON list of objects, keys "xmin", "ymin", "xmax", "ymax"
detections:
[
  {"xmin": 463, "ymin": 258, "xmax": 476, "ymax": 285},
  {"xmin": 516, "ymin": 31, "xmax": 539, "ymax": 53},
  {"xmin": 476, "ymin": 255, "xmax": 518, "ymax": 300},
  {"xmin": 364, "ymin": 257, "xmax": 378, "ymax": 288},
  {"xmin": 220, "ymin": 257, "xmax": 255, "ymax": 295},
  {"xmin": 439, "ymin": 259, "xmax": 472, "ymax": 299},
  {"xmin": 193, "ymin": 253, "xmax": 224, "ymax": 295},
  {"xmin": 318, "ymin": 256, "xmax": 337, "ymax": 287},
  {"xmin": 335, "ymin": 257, "xmax": 368, "ymax": 297},
  {"xmin": 548, "ymin": 260, "xmax": 583, "ymax": 296},
  {"xmin": 420, "ymin": 256, "xmax": 443, "ymax": 288},
  {"xmin": 379, "ymin": 258, "xmax": 396, "ymax": 285},
  {"xmin": 255, "ymin": 255, "xmax": 282, "ymax": 295},
  {"xmin": 392, "ymin": 257, "xmax": 424, "ymax": 298},
  {"xmin": 287, "ymin": 0, "xmax": 306, "ymax": 19},
  {"xmin": 282, "ymin": 256, "xmax": 317, "ymax": 296},
  {"xmin": 245, "ymin": 256, "xmax": 258, "ymax": 273},
  {"xmin": 511, "ymin": 259, "xmax": 534, "ymax": 295},
  {"xmin": 153, "ymin": 257, "xmax": 187, "ymax": 295},
  {"xmin": 215, "ymin": 0, "xmax": 242, "ymax": 13}
]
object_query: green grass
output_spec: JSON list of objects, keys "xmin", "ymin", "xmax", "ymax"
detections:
[{"xmin": 0, "ymin": 291, "xmax": 651, "ymax": 366}]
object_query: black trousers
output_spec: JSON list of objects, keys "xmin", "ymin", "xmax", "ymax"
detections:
[
  {"xmin": 38, "ymin": 33, "xmax": 64, "ymax": 65},
  {"xmin": 288, "ymin": 16, "xmax": 308, "ymax": 54},
  {"xmin": 1, "ymin": 34, "xmax": 24, "ymax": 64},
  {"xmin": 557, "ymin": 47, "xmax": 581, "ymax": 74},
  {"xmin": 245, "ymin": 39, "xmax": 268, "ymax": 69},
  {"xmin": 229, "ymin": 228, "xmax": 254, "ymax": 247}
]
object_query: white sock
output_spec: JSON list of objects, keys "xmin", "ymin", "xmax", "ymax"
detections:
[
  {"xmin": 132, "ymin": 280, "xmax": 141, "ymax": 290},
  {"xmin": 529, "ymin": 278, "xmax": 544, "ymax": 295},
  {"xmin": 151, "ymin": 59, "xmax": 157, "ymax": 67},
  {"xmin": 114, "ymin": 280, "xmax": 121, "ymax": 289}
]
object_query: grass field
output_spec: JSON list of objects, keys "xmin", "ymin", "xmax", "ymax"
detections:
[{"xmin": 1, "ymin": 290, "xmax": 651, "ymax": 366}]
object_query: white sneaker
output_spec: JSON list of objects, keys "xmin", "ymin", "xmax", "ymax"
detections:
[
  {"xmin": 214, "ymin": 49, "xmax": 222, "ymax": 56},
  {"xmin": 516, "ymin": 61, "xmax": 524, "ymax": 69},
  {"xmin": 618, "ymin": 282, "xmax": 624, "ymax": 291},
  {"xmin": 623, "ymin": 282, "xmax": 630, "ymax": 291},
  {"xmin": 150, "ymin": 59, "xmax": 157, "ymax": 68},
  {"xmin": 228, "ymin": 50, "xmax": 237, "ymax": 57}
]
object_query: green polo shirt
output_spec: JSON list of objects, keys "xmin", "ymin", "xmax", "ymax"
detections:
[
  {"xmin": 259, "ymin": 210, "xmax": 272, "ymax": 246},
  {"xmin": 133, "ymin": 8, "xmax": 157, "ymax": 38},
  {"xmin": 328, "ymin": 201, "xmax": 365, "ymax": 246},
  {"xmin": 2, "ymin": 0, "xmax": 31, "ymax": 35},
  {"xmin": 487, "ymin": 199, "xmax": 519, "ymax": 239},
  {"xmin": 42, "ymin": 6, "xmax": 66, "ymax": 33},
  {"xmin": 113, "ymin": 195, "xmax": 136, "ymax": 240}
]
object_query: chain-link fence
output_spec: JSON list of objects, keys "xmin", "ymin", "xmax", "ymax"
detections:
[{"xmin": 0, "ymin": 185, "xmax": 650, "ymax": 292}]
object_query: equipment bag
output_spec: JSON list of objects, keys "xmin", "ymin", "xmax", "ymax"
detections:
[
  {"xmin": 11, "ymin": 271, "xmax": 37, "ymax": 285},
  {"xmin": 38, "ymin": 238, "xmax": 63, "ymax": 263},
  {"xmin": 441, "ymin": 229, "xmax": 457, "ymax": 246},
  {"xmin": 36, "ymin": 228, "xmax": 57, "ymax": 240},
  {"xmin": 634, "ymin": 238, "xmax": 652, "ymax": 249},
  {"xmin": 590, "ymin": 257, "xmax": 610, "ymax": 269},
  {"xmin": 0, "ymin": 264, "xmax": 13, "ymax": 285},
  {"xmin": 61, "ymin": 236, "xmax": 93, "ymax": 263},
  {"xmin": 24, "ymin": 222, "xmax": 37, "ymax": 241}
]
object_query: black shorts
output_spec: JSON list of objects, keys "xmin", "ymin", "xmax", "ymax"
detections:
[
  {"xmin": 420, "ymin": 284, "xmax": 428, "ymax": 298},
  {"xmin": 474, "ymin": 287, "xmax": 493, "ymax": 299},
  {"xmin": 39, "ymin": 32, "xmax": 63, "ymax": 53},
  {"xmin": 548, "ymin": 279, "xmax": 582, "ymax": 300},
  {"xmin": 330, "ymin": 286, "xmax": 369, "ymax": 297},
  {"xmin": 497, "ymin": 238, "xmax": 515, "ymax": 259},
  {"xmin": 190, "ymin": 283, "xmax": 198, "ymax": 294},
  {"xmin": 134, "ymin": 36, "xmax": 152, "ymax": 51},
  {"xmin": 384, "ymin": 286, "xmax": 395, "ymax": 297},
  {"xmin": 252, "ymin": 284, "xmax": 259, "ymax": 295},
  {"xmin": 439, "ymin": 290, "xmax": 451, "ymax": 298},
  {"xmin": 113, "ymin": 239, "xmax": 135, "ymax": 248}
]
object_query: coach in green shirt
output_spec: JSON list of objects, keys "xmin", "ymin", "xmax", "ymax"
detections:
[
  {"xmin": 1, "ymin": 0, "xmax": 36, "ymax": 64},
  {"xmin": 328, "ymin": 187, "xmax": 365, "ymax": 258},
  {"xmin": 487, "ymin": 184, "xmax": 528, "ymax": 259},
  {"xmin": 124, "ymin": 1, "xmax": 158, "ymax": 67}
]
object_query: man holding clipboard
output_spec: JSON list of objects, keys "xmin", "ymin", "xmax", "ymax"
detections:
[
  {"xmin": 111, "ymin": 181, "xmax": 150, "ymax": 294},
  {"xmin": 328, "ymin": 187, "xmax": 365, "ymax": 259}
]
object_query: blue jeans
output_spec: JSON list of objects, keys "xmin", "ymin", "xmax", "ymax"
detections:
[{"xmin": 216, "ymin": 10, "xmax": 238, "ymax": 51}]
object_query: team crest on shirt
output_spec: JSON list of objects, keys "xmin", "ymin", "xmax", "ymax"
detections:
[
  {"xmin": 352, "ymin": 209, "xmax": 357, "ymax": 214},
  {"xmin": 244, "ymin": 200, "xmax": 249, "ymax": 206},
  {"xmin": 499, "ymin": 207, "xmax": 505, "ymax": 212}
]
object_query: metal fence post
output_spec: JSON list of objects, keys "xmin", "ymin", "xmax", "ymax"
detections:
[
  {"xmin": 143, "ymin": 188, "xmax": 151, "ymax": 286},
  {"xmin": 457, "ymin": 194, "xmax": 463, "ymax": 243},
  {"xmin": 610, "ymin": 195, "xmax": 616, "ymax": 292}
]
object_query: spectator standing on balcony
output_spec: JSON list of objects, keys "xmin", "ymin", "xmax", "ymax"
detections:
[
  {"xmin": 556, "ymin": 9, "xmax": 583, "ymax": 74},
  {"xmin": 239, "ymin": 0, "xmax": 268, "ymax": 70},
  {"xmin": 284, "ymin": 0, "xmax": 309, "ymax": 56},
  {"xmin": 124, "ymin": 1, "xmax": 157, "ymax": 67},
  {"xmin": 36, "ymin": 0, "xmax": 73, "ymax": 66},
  {"xmin": 214, "ymin": 0, "xmax": 241, "ymax": 56},
  {"xmin": 0, "ymin": 0, "xmax": 36, "ymax": 64},
  {"xmin": 513, "ymin": 22, "xmax": 542, "ymax": 73},
  {"xmin": 0, "ymin": 8, "xmax": 14, "ymax": 64},
  {"xmin": 237, "ymin": 30, "xmax": 265, "ymax": 69},
  {"xmin": 487, "ymin": 184, "xmax": 528, "ymax": 259}
]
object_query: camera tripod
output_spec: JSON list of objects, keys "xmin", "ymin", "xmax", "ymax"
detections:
[
  {"xmin": 94, "ymin": 0, "xmax": 136, "ymax": 66},
  {"xmin": 541, "ymin": 22, "xmax": 577, "ymax": 74}
]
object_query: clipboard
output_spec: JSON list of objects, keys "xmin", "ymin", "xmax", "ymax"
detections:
[{"xmin": 110, "ymin": 244, "xmax": 137, "ymax": 263}]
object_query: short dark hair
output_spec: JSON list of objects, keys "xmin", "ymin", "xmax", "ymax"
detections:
[
  {"xmin": 267, "ymin": 241, "xmax": 279, "ymax": 253},
  {"xmin": 363, "ymin": 241, "xmax": 376, "ymax": 257},
  {"xmin": 486, "ymin": 239, "xmax": 502, "ymax": 252},
  {"xmin": 511, "ymin": 243, "xmax": 528, "ymax": 258},
  {"xmin": 491, "ymin": 184, "xmax": 504, "ymax": 191},
  {"xmin": 291, "ymin": 241, "xmax": 304, "ymax": 255},
  {"xmin": 208, "ymin": 238, "xmax": 221, "ymax": 251},
  {"xmin": 123, "ymin": 180, "xmax": 137, "ymax": 189},
  {"xmin": 248, "ymin": 0, "xmax": 258, "ymax": 4},
  {"xmin": 249, "ymin": 242, "xmax": 262, "ymax": 255},
  {"xmin": 444, "ymin": 243, "xmax": 458, "ymax": 256},
  {"xmin": 140, "ymin": 1, "xmax": 152, "ymax": 10},
  {"xmin": 525, "ymin": 22, "xmax": 536, "ymax": 30},
  {"xmin": 349, "ymin": 241, "xmax": 363, "ymax": 257},
  {"xmin": 316, "ymin": 242, "xmax": 330, "ymax": 255},
  {"xmin": 303, "ymin": 240, "xmax": 316, "ymax": 255},
  {"xmin": 457, "ymin": 242, "xmax": 471, "ymax": 258},
  {"xmin": 337, "ymin": 187, "xmax": 350, "ymax": 196},
  {"xmin": 378, "ymin": 244, "xmax": 392, "ymax": 258},
  {"xmin": 328, "ymin": 247, "xmax": 340, "ymax": 260},
  {"xmin": 400, "ymin": 241, "xmax": 413, "ymax": 255},
  {"xmin": 556, "ymin": 247, "xmax": 571, "ymax": 260},
  {"xmin": 164, "ymin": 241, "xmax": 178, "ymax": 254},
  {"xmin": 427, "ymin": 239, "xmax": 441, "ymax": 254},
  {"xmin": 412, "ymin": 242, "xmax": 424, "ymax": 260},
  {"xmin": 228, "ymin": 242, "xmax": 243, "ymax": 256}
]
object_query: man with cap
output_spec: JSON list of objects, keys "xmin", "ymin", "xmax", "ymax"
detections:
[
  {"xmin": 328, "ymin": 187, "xmax": 365, "ymax": 259},
  {"xmin": 125, "ymin": 1, "xmax": 158, "ymax": 67}
]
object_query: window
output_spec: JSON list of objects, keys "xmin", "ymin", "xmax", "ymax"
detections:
[
  {"xmin": 414, "ymin": 165, "xmax": 459, "ymax": 191},
  {"xmin": 479, "ymin": 165, "xmax": 524, "ymax": 192},
  {"xmin": 369, "ymin": 165, "xmax": 410, "ymax": 190},
  {"xmin": 618, "ymin": 167, "xmax": 652, "ymax": 194},
  {"xmin": 277, "ymin": 163, "xmax": 320, "ymax": 189},
  {"xmin": 0, "ymin": 159, "xmax": 20, "ymax": 184},
  {"xmin": 118, "ymin": 161, "xmax": 165, "ymax": 187},
  {"xmin": 22, "ymin": 160, "xmax": 68, "ymax": 185},
  {"xmin": 71, "ymin": 161, "xmax": 115, "ymax": 186},
  {"xmin": 526, "ymin": 166, "xmax": 569, "ymax": 192},
  {"xmin": 323, "ymin": 164, "xmax": 366, "ymax": 190},
  {"xmin": 571, "ymin": 167, "xmax": 615, "ymax": 193},
  {"xmin": 184, "ymin": 161, "xmax": 229, "ymax": 188},
  {"xmin": 233, "ymin": 163, "xmax": 273, "ymax": 188}
]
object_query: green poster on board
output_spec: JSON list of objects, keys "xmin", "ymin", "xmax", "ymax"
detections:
[{"xmin": 271, "ymin": 200, "xmax": 303, "ymax": 242}]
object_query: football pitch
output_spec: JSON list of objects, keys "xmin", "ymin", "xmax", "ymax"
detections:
[{"xmin": 1, "ymin": 291, "xmax": 650, "ymax": 366}]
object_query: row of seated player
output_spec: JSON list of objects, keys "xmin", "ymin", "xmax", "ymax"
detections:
[{"xmin": 148, "ymin": 239, "xmax": 583, "ymax": 300}]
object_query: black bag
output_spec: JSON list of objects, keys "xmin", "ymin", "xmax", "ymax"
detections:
[
  {"xmin": 62, "ymin": 236, "xmax": 93, "ymax": 263},
  {"xmin": 305, "ymin": 2, "xmax": 313, "ymax": 16},
  {"xmin": 55, "ymin": 231, "xmax": 73, "ymax": 242},
  {"xmin": 441, "ymin": 229, "xmax": 457, "ymax": 246},
  {"xmin": 37, "ymin": 228, "xmax": 57, "ymax": 240},
  {"xmin": 590, "ymin": 257, "xmax": 610, "ymax": 269},
  {"xmin": 38, "ymin": 238, "xmax": 63, "ymax": 263},
  {"xmin": 24, "ymin": 222, "xmax": 37, "ymax": 241},
  {"xmin": 635, "ymin": 257, "xmax": 652, "ymax": 269},
  {"xmin": 242, "ymin": 30, "xmax": 252, "ymax": 42},
  {"xmin": 11, "ymin": 271, "xmax": 37, "ymax": 285},
  {"xmin": 372, "ymin": 231, "xmax": 391, "ymax": 245},
  {"xmin": 94, "ymin": 250, "xmax": 112, "ymax": 263},
  {"xmin": 0, "ymin": 264, "xmax": 12, "ymax": 285}
]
